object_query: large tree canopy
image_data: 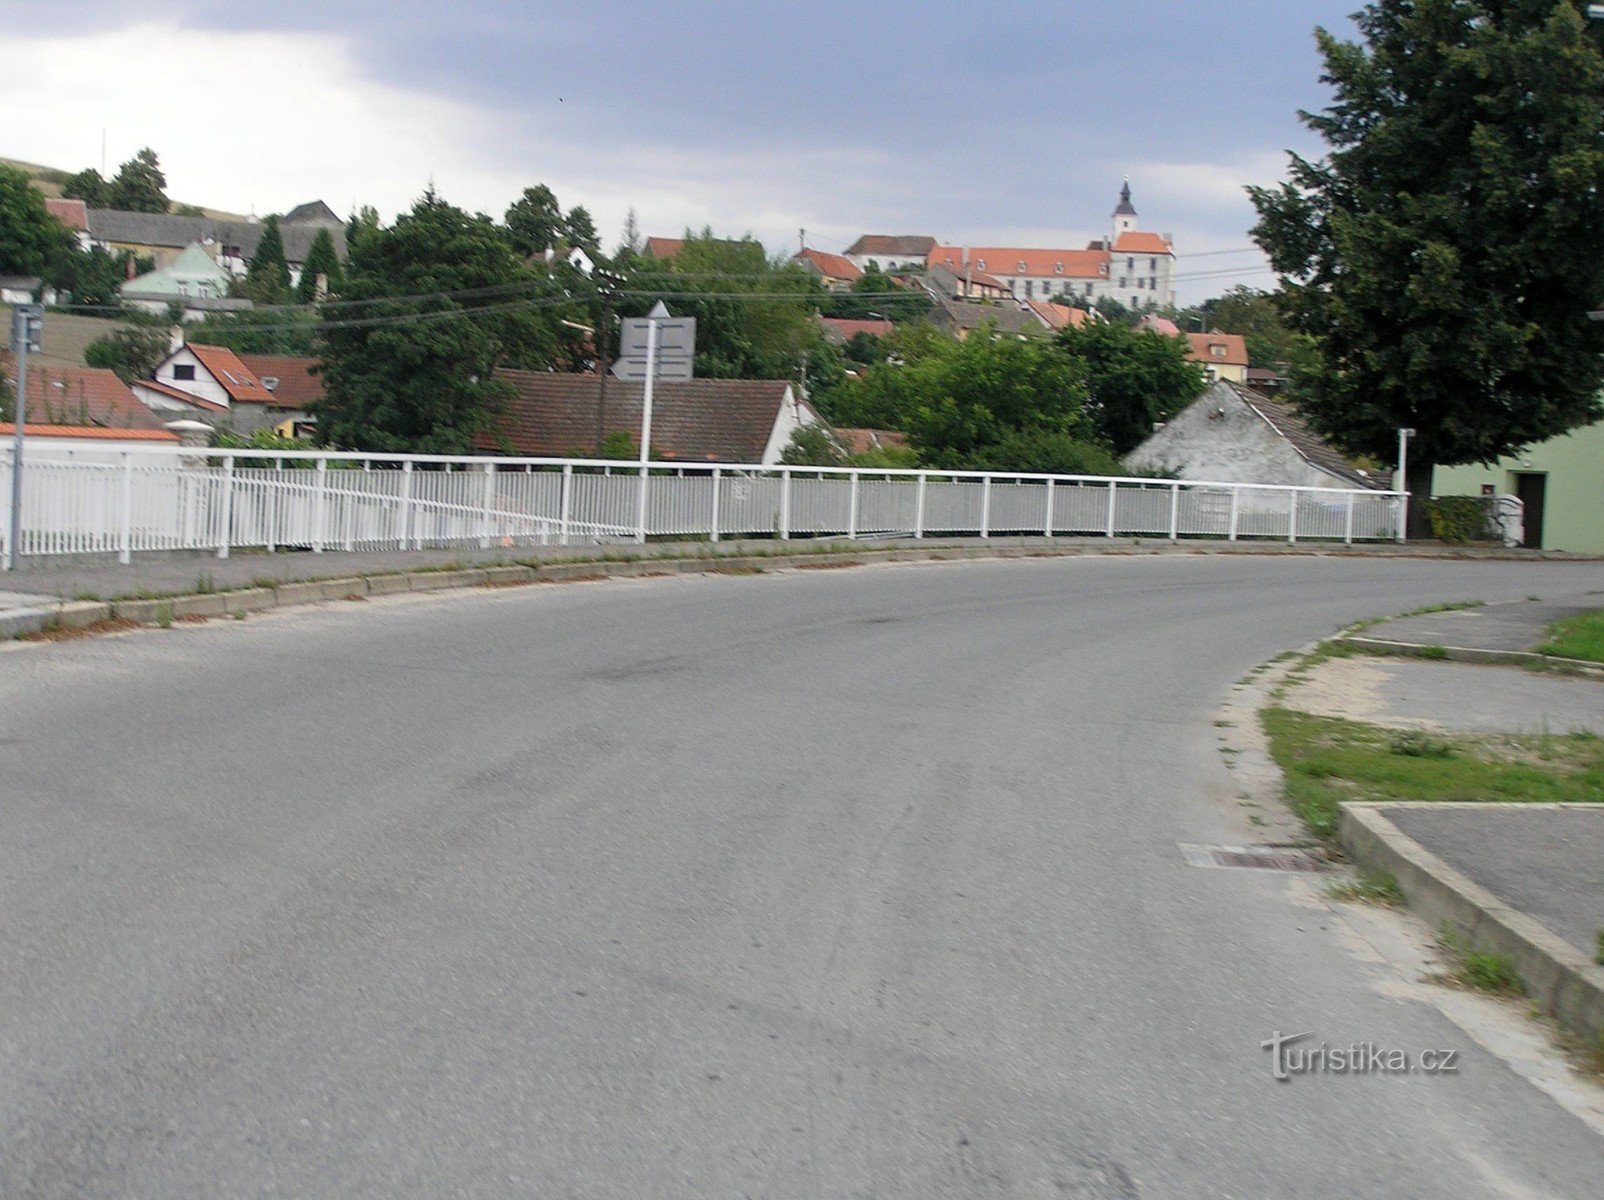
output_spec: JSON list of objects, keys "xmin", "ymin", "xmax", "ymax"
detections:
[
  {"xmin": 313, "ymin": 189, "xmax": 582, "ymax": 453},
  {"xmin": 1249, "ymin": 0, "xmax": 1604, "ymax": 498},
  {"xmin": 0, "ymin": 165, "xmax": 77, "ymax": 280},
  {"xmin": 1057, "ymin": 319, "xmax": 1206, "ymax": 455},
  {"xmin": 107, "ymin": 148, "xmax": 170, "ymax": 214}
]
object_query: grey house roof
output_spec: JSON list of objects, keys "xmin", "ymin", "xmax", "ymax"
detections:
[
  {"xmin": 86, "ymin": 204, "xmax": 348, "ymax": 266},
  {"xmin": 927, "ymin": 295, "xmax": 1038, "ymax": 336},
  {"xmin": 1228, "ymin": 382, "xmax": 1389, "ymax": 489}
]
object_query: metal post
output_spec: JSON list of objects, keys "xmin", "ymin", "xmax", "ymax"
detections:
[
  {"xmin": 478, "ymin": 461, "xmax": 495, "ymax": 549},
  {"xmin": 914, "ymin": 473, "xmax": 927, "ymax": 538},
  {"xmin": 5, "ymin": 305, "xmax": 40, "ymax": 570},
  {"xmin": 635, "ymin": 315, "xmax": 659, "ymax": 545},
  {"xmin": 217, "ymin": 455, "xmax": 235, "ymax": 559},
  {"xmin": 118, "ymin": 452, "xmax": 134, "ymax": 564},
  {"xmin": 1043, "ymin": 478, "xmax": 1055, "ymax": 538},
  {"xmin": 709, "ymin": 467, "xmax": 721, "ymax": 543},
  {"xmin": 1396, "ymin": 427, "xmax": 1414, "ymax": 543},
  {"xmin": 1168, "ymin": 482, "xmax": 1181, "ymax": 541},
  {"xmin": 1228, "ymin": 486, "xmax": 1240, "ymax": 541},
  {"xmin": 560, "ymin": 463, "xmax": 573, "ymax": 546},
  {"xmin": 313, "ymin": 458, "xmax": 328, "ymax": 552},
  {"xmin": 1287, "ymin": 489, "xmax": 1299, "ymax": 544},
  {"xmin": 1105, "ymin": 480, "xmax": 1117, "ymax": 537},
  {"xmin": 847, "ymin": 471, "xmax": 859, "ymax": 540},
  {"xmin": 980, "ymin": 475, "xmax": 991, "ymax": 538},
  {"xmin": 779, "ymin": 468, "xmax": 791, "ymax": 539},
  {"xmin": 1344, "ymin": 492, "xmax": 1356, "ymax": 545},
  {"xmin": 401, "ymin": 460, "xmax": 415, "ymax": 550}
]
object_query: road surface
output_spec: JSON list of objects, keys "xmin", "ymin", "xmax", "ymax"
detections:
[{"xmin": 2, "ymin": 554, "xmax": 1601, "ymax": 1197}]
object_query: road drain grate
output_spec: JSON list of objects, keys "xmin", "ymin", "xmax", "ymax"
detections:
[{"xmin": 1179, "ymin": 843, "xmax": 1331, "ymax": 873}]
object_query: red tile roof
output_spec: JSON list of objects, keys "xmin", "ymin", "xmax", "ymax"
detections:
[
  {"xmin": 185, "ymin": 344, "xmax": 279, "ymax": 403},
  {"xmin": 0, "ymin": 355, "xmax": 168, "ymax": 430},
  {"xmin": 643, "ymin": 237, "xmax": 684, "ymax": 259},
  {"xmin": 926, "ymin": 245, "xmax": 1110, "ymax": 280},
  {"xmin": 45, "ymin": 197, "xmax": 89, "ymax": 232},
  {"xmin": 1111, "ymin": 231, "xmax": 1172, "ymax": 255},
  {"xmin": 832, "ymin": 427, "xmax": 908, "ymax": 455},
  {"xmin": 0, "ymin": 423, "xmax": 178, "ymax": 441},
  {"xmin": 1186, "ymin": 333, "xmax": 1249, "ymax": 367},
  {"xmin": 795, "ymin": 248, "xmax": 862, "ymax": 282},
  {"xmin": 479, "ymin": 371, "xmax": 800, "ymax": 463},
  {"xmin": 1023, "ymin": 300, "xmax": 1087, "ymax": 330},
  {"xmin": 818, "ymin": 317, "xmax": 895, "ymax": 342},
  {"xmin": 235, "ymin": 354, "xmax": 324, "ymax": 409}
]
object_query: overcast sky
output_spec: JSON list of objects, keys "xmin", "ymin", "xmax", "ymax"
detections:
[{"xmin": 0, "ymin": 1, "xmax": 1361, "ymax": 303}]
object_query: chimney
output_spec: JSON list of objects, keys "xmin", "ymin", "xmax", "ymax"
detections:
[{"xmin": 168, "ymin": 325, "xmax": 185, "ymax": 354}]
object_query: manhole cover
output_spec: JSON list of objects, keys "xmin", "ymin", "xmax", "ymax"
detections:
[{"xmin": 1178, "ymin": 843, "xmax": 1330, "ymax": 872}]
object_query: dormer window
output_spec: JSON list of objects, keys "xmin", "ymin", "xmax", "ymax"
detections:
[
  {"xmin": 1211, "ymin": 344, "xmax": 1227, "ymax": 358},
  {"xmin": 976, "ymin": 258, "xmax": 986, "ymax": 271},
  {"xmin": 1055, "ymin": 262, "xmax": 1063, "ymax": 274},
  {"xmin": 1017, "ymin": 260, "xmax": 1026, "ymax": 273}
]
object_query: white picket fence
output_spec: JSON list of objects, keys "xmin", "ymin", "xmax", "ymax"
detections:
[{"xmin": 0, "ymin": 444, "xmax": 1407, "ymax": 565}]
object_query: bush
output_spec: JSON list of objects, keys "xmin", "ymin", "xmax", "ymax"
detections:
[{"xmin": 1426, "ymin": 495, "xmax": 1489, "ymax": 544}]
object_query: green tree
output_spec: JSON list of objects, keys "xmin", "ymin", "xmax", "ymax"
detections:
[
  {"xmin": 61, "ymin": 168, "xmax": 110, "ymax": 207},
  {"xmin": 346, "ymin": 205, "xmax": 382, "ymax": 256},
  {"xmin": 1249, "ymin": 0, "xmax": 1604, "ymax": 508},
  {"xmin": 0, "ymin": 165, "xmax": 77, "ymax": 279},
  {"xmin": 821, "ymin": 263, "xmax": 933, "ymax": 323},
  {"xmin": 52, "ymin": 245, "xmax": 128, "ymax": 308},
  {"xmin": 780, "ymin": 423, "xmax": 849, "ymax": 466},
  {"xmin": 504, "ymin": 185, "xmax": 565, "ymax": 258},
  {"xmin": 107, "ymin": 148, "xmax": 169, "ymax": 213},
  {"xmin": 83, "ymin": 325, "xmax": 171, "ymax": 383},
  {"xmin": 246, "ymin": 215, "xmax": 292, "ymax": 301},
  {"xmin": 627, "ymin": 229, "xmax": 827, "ymax": 380},
  {"xmin": 564, "ymin": 205, "xmax": 600, "ymax": 259},
  {"xmin": 187, "ymin": 308, "xmax": 318, "ymax": 356},
  {"xmin": 296, "ymin": 227, "xmax": 343, "ymax": 302},
  {"xmin": 1057, "ymin": 320, "xmax": 1206, "ymax": 454},
  {"xmin": 313, "ymin": 188, "xmax": 578, "ymax": 453}
]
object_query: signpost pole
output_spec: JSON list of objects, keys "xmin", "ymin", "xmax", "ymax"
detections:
[
  {"xmin": 635, "ymin": 315, "xmax": 659, "ymax": 544},
  {"xmin": 6, "ymin": 304, "xmax": 42, "ymax": 569}
]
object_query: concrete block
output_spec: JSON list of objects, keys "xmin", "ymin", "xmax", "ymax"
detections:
[
  {"xmin": 56, "ymin": 601, "xmax": 112, "ymax": 628},
  {"xmin": 481, "ymin": 565, "xmax": 537, "ymax": 585},
  {"xmin": 227, "ymin": 588, "xmax": 277, "ymax": 613},
  {"xmin": 316, "ymin": 577, "xmax": 369, "ymax": 600},
  {"xmin": 273, "ymin": 581, "xmax": 329, "ymax": 607},
  {"xmin": 111, "ymin": 597, "xmax": 172, "ymax": 623},
  {"xmin": 169, "ymin": 593, "xmax": 229, "ymax": 619},
  {"xmin": 407, "ymin": 569, "xmax": 487, "ymax": 592},
  {"xmin": 364, "ymin": 573, "xmax": 412, "ymax": 596}
]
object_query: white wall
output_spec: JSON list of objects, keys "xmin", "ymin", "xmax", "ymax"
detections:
[{"xmin": 153, "ymin": 347, "xmax": 231, "ymax": 408}]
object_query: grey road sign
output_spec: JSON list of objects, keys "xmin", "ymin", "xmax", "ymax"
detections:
[{"xmin": 611, "ymin": 312, "xmax": 696, "ymax": 382}]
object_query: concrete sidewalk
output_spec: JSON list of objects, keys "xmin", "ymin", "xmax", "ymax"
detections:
[{"xmin": 1357, "ymin": 596, "xmax": 1604, "ymax": 654}]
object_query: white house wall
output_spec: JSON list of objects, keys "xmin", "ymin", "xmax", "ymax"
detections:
[
  {"xmin": 1125, "ymin": 383, "xmax": 1351, "ymax": 490},
  {"xmin": 153, "ymin": 348, "xmax": 232, "ymax": 408}
]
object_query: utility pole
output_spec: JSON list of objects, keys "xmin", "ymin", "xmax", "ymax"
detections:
[
  {"xmin": 6, "ymin": 304, "xmax": 44, "ymax": 570},
  {"xmin": 799, "ymin": 228, "xmax": 806, "ymax": 255},
  {"xmin": 593, "ymin": 269, "xmax": 620, "ymax": 456}
]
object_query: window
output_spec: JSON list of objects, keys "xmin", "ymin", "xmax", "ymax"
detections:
[
  {"xmin": 1055, "ymin": 262, "xmax": 1063, "ymax": 274},
  {"xmin": 1119, "ymin": 276, "xmax": 1127, "ymax": 288},
  {"xmin": 1211, "ymin": 344, "xmax": 1227, "ymax": 358},
  {"xmin": 976, "ymin": 258, "xmax": 986, "ymax": 271},
  {"xmin": 1025, "ymin": 281, "xmax": 1034, "ymax": 297},
  {"xmin": 1150, "ymin": 277, "xmax": 1157, "ymax": 290},
  {"xmin": 1127, "ymin": 257, "xmax": 1134, "ymax": 271},
  {"xmin": 177, "ymin": 282, "xmax": 190, "ymax": 297},
  {"xmin": 1017, "ymin": 260, "xmax": 1026, "ymax": 273},
  {"xmin": 1149, "ymin": 257, "xmax": 1157, "ymax": 271},
  {"xmin": 173, "ymin": 364, "xmax": 196, "ymax": 381}
]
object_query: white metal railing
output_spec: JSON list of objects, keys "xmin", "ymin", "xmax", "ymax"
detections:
[{"xmin": 0, "ymin": 442, "xmax": 1407, "ymax": 565}]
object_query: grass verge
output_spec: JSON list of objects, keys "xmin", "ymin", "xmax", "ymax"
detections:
[
  {"xmin": 1538, "ymin": 609, "xmax": 1604, "ymax": 663},
  {"xmin": 1261, "ymin": 706, "xmax": 1604, "ymax": 841},
  {"xmin": 1434, "ymin": 930, "xmax": 1526, "ymax": 996},
  {"xmin": 1326, "ymin": 868, "xmax": 1405, "ymax": 907}
]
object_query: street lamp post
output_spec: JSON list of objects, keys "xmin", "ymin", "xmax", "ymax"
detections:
[{"xmin": 1397, "ymin": 426, "xmax": 1415, "ymax": 543}]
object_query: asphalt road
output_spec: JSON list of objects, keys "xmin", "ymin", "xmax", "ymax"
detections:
[{"xmin": 3, "ymin": 554, "xmax": 1602, "ymax": 1198}]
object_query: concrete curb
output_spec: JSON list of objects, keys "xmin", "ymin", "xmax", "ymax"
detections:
[
  {"xmin": 1338, "ymin": 636, "xmax": 1604, "ymax": 678},
  {"xmin": 2, "ymin": 536, "xmax": 1599, "ymax": 642},
  {"xmin": 1339, "ymin": 801, "xmax": 1604, "ymax": 1045}
]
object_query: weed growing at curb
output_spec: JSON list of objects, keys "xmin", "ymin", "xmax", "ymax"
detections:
[
  {"xmin": 1435, "ymin": 930, "xmax": 1525, "ymax": 996},
  {"xmin": 1326, "ymin": 869, "xmax": 1405, "ymax": 907},
  {"xmin": 1596, "ymin": 929, "xmax": 1604, "ymax": 968},
  {"xmin": 155, "ymin": 603, "xmax": 173, "ymax": 630}
]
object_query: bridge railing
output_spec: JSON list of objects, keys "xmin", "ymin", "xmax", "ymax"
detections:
[{"xmin": 0, "ymin": 443, "xmax": 1407, "ymax": 565}]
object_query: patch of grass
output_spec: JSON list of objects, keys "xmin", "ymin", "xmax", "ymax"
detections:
[
  {"xmin": 1437, "ymin": 931, "xmax": 1525, "ymax": 995},
  {"xmin": 1327, "ymin": 869, "xmax": 1406, "ymax": 907},
  {"xmin": 1261, "ymin": 707, "xmax": 1604, "ymax": 840},
  {"xmin": 1416, "ymin": 644, "xmax": 1449, "ymax": 660},
  {"xmin": 1537, "ymin": 609, "xmax": 1604, "ymax": 663},
  {"xmin": 194, "ymin": 572, "xmax": 215, "ymax": 594},
  {"xmin": 72, "ymin": 590, "xmax": 101, "ymax": 602},
  {"xmin": 154, "ymin": 602, "xmax": 173, "ymax": 630},
  {"xmin": 1596, "ymin": 928, "xmax": 1604, "ymax": 968}
]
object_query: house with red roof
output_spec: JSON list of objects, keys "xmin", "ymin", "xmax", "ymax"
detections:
[
  {"xmin": 793, "ymin": 248, "xmax": 862, "ymax": 292},
  {"xmin": 131, "ymin": 343, "xmax": 318, "ymax": 436},
  {"xmin": 1184, "ymin": 332, "xmax": 1249, "ymax": 383},
  {"xmin": 0, "ymin": 356, "xmax": 186, "ymax": 459}
]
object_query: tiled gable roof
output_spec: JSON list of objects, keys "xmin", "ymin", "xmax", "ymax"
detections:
[
  {"xmin": 844, "ymin": 235, "xmax": 937, "ymax": 258},
  {"xmin": 0, "ymin": 423, "xmax": 178, "ymax": 442},
  {"xmin": 1186, "ymin": 332, "xmax": 1249, "ymax": 367},
  {"xmin": 479, "ymin": 372, "xmax": 796, "ymax": 463},
  {"xmin": 832, "ymin": 427, "xmax": 908, "ymax": 455},
  {"xmin": 186, "ymin": 344, "xmax": 278, "ymax": 403},
  {"xmin": 795, "ymin": 248, "xmax": 862, "ymax": 282},
  {"xmin": 1111, "ymin": 231, "xmax": 1172, "ymax": 255},
  {"xmin": 929, "ymin": 296, "xmax": 1038, "ymax": 335},
  {"xmin": 1226, "ymin": 382, "xmax": 1386, "ymax": 490},
  {"xmin": 818, "ymin": 317, "xmax": 895, "ymax": 344},
  {"xmin": 926, "ymin": 245, "xmax": 1110, "ymax": 280},
  {"xmin": 1023, "ymin": 300, "xmax": 1086, "ymax": 330},
  {"xmin": 643, "ymin": 237, "xmax": 684, "ymax": 259},
  {"xmin": 0, "ymin": 355, "xmax": 169, "ymax": 430},
  {"xmin": 130, "ymin": 379, "xmax": 231, "ymax": 413},
  {"xmin": 235, "ymin": 354, "xmax": 324, "ymax": 409},
  {"xmin": 87, "ymin": 208, "xmax": 213, "ymax": 249}
]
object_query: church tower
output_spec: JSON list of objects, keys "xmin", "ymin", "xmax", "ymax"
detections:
[{"xmin": 1112, "ymin": 178, "xmax": 1138, "ymax": 239}]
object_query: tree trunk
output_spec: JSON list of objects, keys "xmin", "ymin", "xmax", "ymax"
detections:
[{"xmin": 1405, "ymin": 459, "xmax": 1434, "ymax": 540}]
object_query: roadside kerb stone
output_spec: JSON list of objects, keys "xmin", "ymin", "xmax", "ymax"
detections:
[
  {"xmin": 1339, "ymin": 801, "xmax": 1604, "ymax": 1045},
  {"xmin": 1340, "ymin": 635, "xmax": 1604, "ymax": 678},
  {"xmin": 56, "ymin": 600, "xmax": 113, "ymax": 629},
  {"xmin": 365, "ymin": 574, "xmax": 411, "ymax": 596},
  {"xmin": 407, "ymin": 569, "xmax": 489, "ymax": 592}
]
